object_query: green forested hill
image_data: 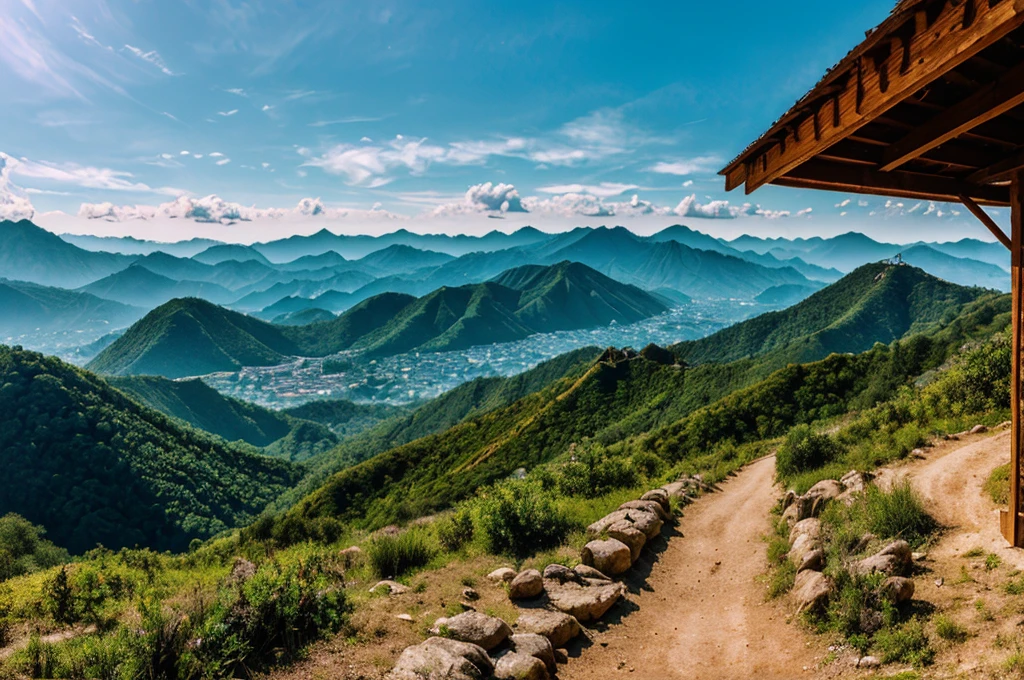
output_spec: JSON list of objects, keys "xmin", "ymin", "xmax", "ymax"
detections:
[
  {"xmin": 88, "ymin": 297, "xmax": 299, "ymax": 378},
  {"xmin": 0, "ymin": 345, "xmax": 299, "ymax": 553},
  {"xmin": 0, "ymin": 278, "xmax": 144, "ymax": 336},
  {"xmin": 88, "ymin": 262, "xmax": 666, "ymax": 378},
  {"xmin": 672, "ymin": 262, "xmax": 990, "ymax": 368}
]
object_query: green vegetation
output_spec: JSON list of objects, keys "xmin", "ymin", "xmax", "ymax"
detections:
[
  {"xmin": 0, "ymin": 514, "xmax": 68, "ymax": 581},
  {"xmin": 986, "ymin": 463, "xmax": 1010, "ymax": 505},
  {"xmin": 775, "ymin": 425, "xmax": 841, "ymax": 478},
  {"xmin": 366, "ymin": 529, "xmax": 435, "ymax": 578},
  {"xmin": 88, "ymin": 262, "xmax": 667, "ymax": 378},
  {"xmin": 0, "ymin": 345, "xmax": 299, "ymax": 553}
]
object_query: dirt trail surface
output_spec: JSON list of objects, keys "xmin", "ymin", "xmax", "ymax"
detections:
[{"xmin": 561, "ymin": 456, "xmax": 821, "ymax": 680}]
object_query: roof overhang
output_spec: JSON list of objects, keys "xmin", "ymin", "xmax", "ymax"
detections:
[{"xmin": 721, "ymin": 0, "xmax": 1024, "ymax": 207}]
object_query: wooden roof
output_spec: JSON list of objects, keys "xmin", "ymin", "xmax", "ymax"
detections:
[{"xmin": 721, "ymin": 0, "xmax": 1024, "ymax": 207}]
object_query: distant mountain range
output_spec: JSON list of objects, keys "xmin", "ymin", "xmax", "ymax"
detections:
[
  {"xmin": 0, "ymin": 278, "xmax": 144, "ymax": 337},
  {"xmin": 87, "ymin": 261, "xmax": 668, "ymax": 378}
]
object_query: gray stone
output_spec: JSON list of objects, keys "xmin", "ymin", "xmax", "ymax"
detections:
[
  {"xmin": 388, "ymin": 637, "xmax": 493, "ymax": 680},
  {"xmin": 462, "ymin": 587, "xmax": 479, "ymax": 601},
  {"xmin": 857, "ymin": 655, "xmax": 881, "ymax": 669},
  {"xmin": 792, "ymin": 570, "xmax": 832, "ymax": 613},
  {"xmin": 493, "ymin": 651, "xmax": 548, "ymax": 680},
  {"xmin": 640, "ymin": 489, "xmax": 670, "ymax": 513},
  {"xmin": 587, "ymin": 508, "xmax": 663, "ymax": 540},
  {"xmin": 839, "ymin": 470, "xmax": 873, "ymax": 493},
  {"xmin": 880, "ymin": 576, "xmax": 915, "ymax": 603},
  {"xmin": 510, "ymin": 633, "xmax": 556, "ymax": 671},
  {"xmin": 798, "ymin": 549, "xmax": 825, "ymax": 573},
  {"xmin": 573, "ymin": 564, "xmax": 611, "ymax": 581},
  {"xmin": 487, "ymin": 567, "xmax": 516, "ymax": 583},
  {"xmin": 542, "ymin": 564, "xmax": 577, "ymax": 583},
  {"xmin": 431, "ymin": 611, "xmax": 511, "ymax": 651},
  {"xmin": 878, "ymin": 540, "xmax": 913, "ymax": 567},
  {"xmin": 971, "ymin": 424, "xmax": 988, "ymax": 434},
  {"xmin": 515, "ymin": 609, "xmax": 581, "ymax": 647},
  {"xmin": 509, "ymin": 569, "xmax": 544, "ymax": 600},
  {"xmin": 581, "ymin": 538, "xmax": 632, "ymax": 576},
  {"xmin": 850, "ymin": 553, "xmax": 902, "ymax": 578},
  {"xmin": 544, "ymin": 579, "xmax": 625, "ymax": 622},
  {"xmin": 620, "ymin": 499, "xmax": 670, "ymax": 522},
  {"xmin": 370, "ymin": 580, "xmax": 409, "ymax": 595},
  {"xmin": 606, "ymin": 520, "xmax": 646, "ymax": 562}
]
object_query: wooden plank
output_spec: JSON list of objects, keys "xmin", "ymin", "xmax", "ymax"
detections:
[
  {"xmin": 1009, "ymin": 169, "xmax": 1024, "ymax": 547},
  {"xmin": 738, "ymin": 0, "xmax": 1024, "ymax": 193},
  {"xmin": 880, "ymin": 60, "xmax": 1024, "ymax": 171},
  {"xmin": 775, "ymin": 159, "xmax": 1010, "ymax": 205},
  {"xmin": 959, "ymin": 193, "xmax": 1013, "ymax": 249},
  {"xmin": 823, "ymin": 137, "xmax": 1003, "ymax": 169},
  {"xmin": 967, "ymin": 146, "xmax": 1024, "ymax": 183}
]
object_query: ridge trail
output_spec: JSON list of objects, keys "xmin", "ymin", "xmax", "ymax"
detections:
[{"xmin": 561, "ymin": 455, "xmax": 820, "ymax": 680}]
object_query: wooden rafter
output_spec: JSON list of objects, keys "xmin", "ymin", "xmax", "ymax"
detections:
[
  {"xmin": 959, "ymin": 193, "xmax": 1013, "ymax": 248},
  {"xmin": 967, "ymin": 146, "xmax": 1024, "ymax": 183},
  {"xmin": 774, "ymin": 159, "xmax": 1010, "ymax": 205},
  {"xmin": 722, "ymin": 0, "xmax": 1024, "ymax": 195},
  {"xmin": 880, "ymin": 60, "xmax": 1024, "ymax": 171}
]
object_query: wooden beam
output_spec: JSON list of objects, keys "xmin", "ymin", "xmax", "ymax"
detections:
[
  {"xmin": 959, "ymin": 193, "xmax": 1013, "ymax": 249},
  {"xmin": 881, "ymin": 60, "xmax": 1024, "ymax": 171},
  {"xmin": 967, "ymin": 146, "xmax": 1024, "ymax": 184},
  {"xmin": 1004, "ymin": 169, "xmax": 1024, "ymax": 547},
  {"xmin": 733, "ymin": 0, "xmax": 1024, "ymax": 193},
  {"xmin": 774, "ymin": 159, "xmax": 1011, "ymax": 205}
]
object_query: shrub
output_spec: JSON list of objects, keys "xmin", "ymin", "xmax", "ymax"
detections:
[
  {"xmin": 985, "ymin": 463, "xmax": 1010, "ymax": 505},
  {"xmin": 873, "ymin": 618, "xmax": 935, "ymax": 667},
  {"xmin": 437, "ymin": 508, "xmax": 475, "ymax": 553},
  {"xmin": 775, "ymin": 425, "xmax": 842, "ymax": 479},
  {"xmin": 767, "ymin": 559, "xmax": 796, "ymax": 599},
  {"xmin": 556, "ymin": 445, "xmax": 639, "ymax": 498},
  {"xmin": 865, "ymin": 480, "xmax": 935, "ymax": 546},
  {"xmin": 43, "ymin": 566, "xmax": 76, "ymax": 625},
  {"xmin": 478, "ymin": 481, "xmax": 574, "ymax": 558},
  {"xmin": 933, "ymin": 614, "xmax": 968, "ymax": 643},
  {"xmin": 0, "ymin": 513, "xmax": 68, "ymax": 581},
  {"xmin": 366, "ymin": 530, "xmax": 435, "ymax": 578}
]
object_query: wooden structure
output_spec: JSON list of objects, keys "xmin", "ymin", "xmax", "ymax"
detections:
[{"xmin": 721, "ymin": 0, "xmax": 1024, "ymax": 546}]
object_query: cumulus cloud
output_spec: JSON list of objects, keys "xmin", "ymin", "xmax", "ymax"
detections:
[
  {"xmin": 0, "ymin": 153, "xmax": 35, "ymax": 221},
  {"xmin": 671, "ymin": 194, "xmax": 808, "ymax": 220},
  {"xmin": 123, "ymin": 44, "xmax": 176, "ymax": 76},
  {"xmin": 525, "ymin": 192, "xmax": 667, "ymax": 218},
  {"xmin": 77, "ymin": 196, "xmax": 405, "ymax": 224},
  {"xmin": 430, "ymin": 182, "xmax": 526, "ymax": 216},
  {"xmin": 647, "ymin": 156, "xmax": 721, "ymax": 176}
]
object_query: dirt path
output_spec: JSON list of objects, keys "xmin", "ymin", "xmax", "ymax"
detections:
[{"xmin": 561, "ymin": 456, "xmax": 821, "ymax": 680}]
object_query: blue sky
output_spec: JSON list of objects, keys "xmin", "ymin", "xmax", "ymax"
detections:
[{"xmin": 0, "ymin": 0, "xmax": 1007, "ymax": 242}]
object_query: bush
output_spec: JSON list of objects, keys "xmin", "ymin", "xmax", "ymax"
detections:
[
  {"xmin": 933, "ymin": 614, "xmax": 968, "ymax": 643},
  {"xmin": 775, "ymin": 425, "xmax": 842, "ymax": 479},
  {"xmin": 477, "ymin": 481, "xmax": 574, "ymax": 558},
  {"xmin": 556, "ymin": 444, "xmax": 639, "ymax": 498},
  {"xmin": 0, "ymin": 513, "xmax": 68, "ymax": 581},
  {"xmin": 43, "ymin": 566, "xmax": 76, "ymax": 625},
  {"xmin": 436, "ymin": 508, "xmax": 474, "ymax": 553},
  {"xmin": 985, "ymin": 463, "xmax": 1010, "ymax": 505},
  {"xmin": 873, "ymin": 618, "xmax": 935, "ymax": 667},
  {"xmin": 367, "ymin": 530, "xmax": 435, "ymax": 578},
  {"xmin": 865, "ymin": 480, "xmax": 935, "ymax": 546}
]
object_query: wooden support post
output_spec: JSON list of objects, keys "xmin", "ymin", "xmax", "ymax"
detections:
[{"xmin": 1003, "ymin": 170, "xmax": 1024, "ymax": 547}]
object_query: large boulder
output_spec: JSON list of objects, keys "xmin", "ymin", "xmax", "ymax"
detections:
[
  {"xmin": 792, "ymin": 570, "xmax": 832, "ymax": 613},
  {"xmin": 509, "ymin": 633, "xmax": 556, "ymax": 672},
  {"xmin": 798, "ymin": 549, "xmax": 825, "ymax": 573},
  {"xmin": 542, "ymin": 563, "xmax": 577, "ymax": 583},
  {"xmin": 388, "ymin": 637, "xmax": 493, "ymax": 680},
  {"xmin": 581, "ymin": 539, "xmax": 632, "ymax": 576},
  {"xmin": 640, "ymin": 489, "xmax": 670, "ymax": 513},
  {"xmin": 606, "ymin": 521, "xmax": 646, "ymax": 562},
  {"xmin": 432, "ymin": 611, "xmax": 511, "ymax": 651},
  {"xmin": 620, "ymin": 499, "xmax": 670, "ymax": 522},
  {"xmin": 509, "ymin": 569, "xmax": 544, "ymax": 600},
  {"xmin": 588, "ymin": 508, "xmax": 663, "ymax": 540},
  {"xmin": 544, "ymin": 579, "xmax": 625, "ymax": 622},
  {"xmin": 515, "ymin": 609, "xmax": 581, "ymax": 647},
  {"xmin": 786, "ymin": 479, "xmax": 846, "ymax": 524},
  {"xmin": 493, "ymin": 651, "xmax": 548, "ymax": 680},
  {"xmin": 787, "ymin": 518, "xmax": 822, "ymax": 566},
  {"xmin": 840, "ymin": 470, "xmax": 873, "ymax": 493}
]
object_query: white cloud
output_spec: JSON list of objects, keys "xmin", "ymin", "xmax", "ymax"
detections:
[
  {"xmin": 262, "ymin": 104, "xmax": 273, "ymax": 111},
  {"xmin": 431, "ymin": 182, "xmax": 526, "ymax": 216},
  {"xmin": 76, "ymin": 195, "xmax": 405, "ymax": 224},
  {"xmin": 193, "ymin": 154, "xmax": 203, "ymax": 159},
  {"xmin": 7, "ymin": 154, "xmax": 182, "ymax": 196},
  {"xmin": 218, "ymin": 109, "xmax": 239, "ymax": 117},
  {"xmin": 682, "ymin": 180, "xmax": 693, "ymax": 187},
  {"xmin": 226, "ymin": 88, "xmax": 246, "ymax": 96},
  {"xmin": 209, "ymin": 152, "xmax": 224, "ymax": 158},
  {"xmin": 179, "ymin": 150, "xmax": 189, "ymax": 156},
  {"xmin": 536, "ymin": 182, "xmax": 638, "ymax": 198},
  {"xmin": 647, "ymin": 156, "xmax": 721, "ymax": 176},
  {"xmin": 123, "ymin": 44, "xmax": 176, "ymax": 76},
  {"xmin": 671, "ymin": 194, "xmax": 806, "ymax": 220},
  {"xmin": 216, "ymin": 158, "xmax": 231, "ymax": 166},
  {"xmin": 835, "ymin": 198, "xmax": 851, "ymax": 208},
  {"xmin": 0, "ymin": 153, "xmax": 36, "ymax": 221},
  {"xmin": 261, "ymin": 162, "xmax": 270, "ymax": 169},
  {"xmin": 70, "ymin": 17, "xmax": 112, "ymax": 52}
]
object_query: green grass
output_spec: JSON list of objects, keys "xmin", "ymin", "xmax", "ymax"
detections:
[
  {"xmin": 873, "ymin": 619, "xmax": 935, "ymax": 667},
  {"xmin": 934, "ymin": 615, "xmax": 969, "ymax": 643},
  {"xmin": 986, "ymin": 464, "xmax": 1010, "ymax": 505},
  {"xmin": 864, "ymin": 480, "xmax": 936, "ymax": 546},
  {"xmin": 366, "ymin": 529, "xmax": 436, "ymax": 579}
]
